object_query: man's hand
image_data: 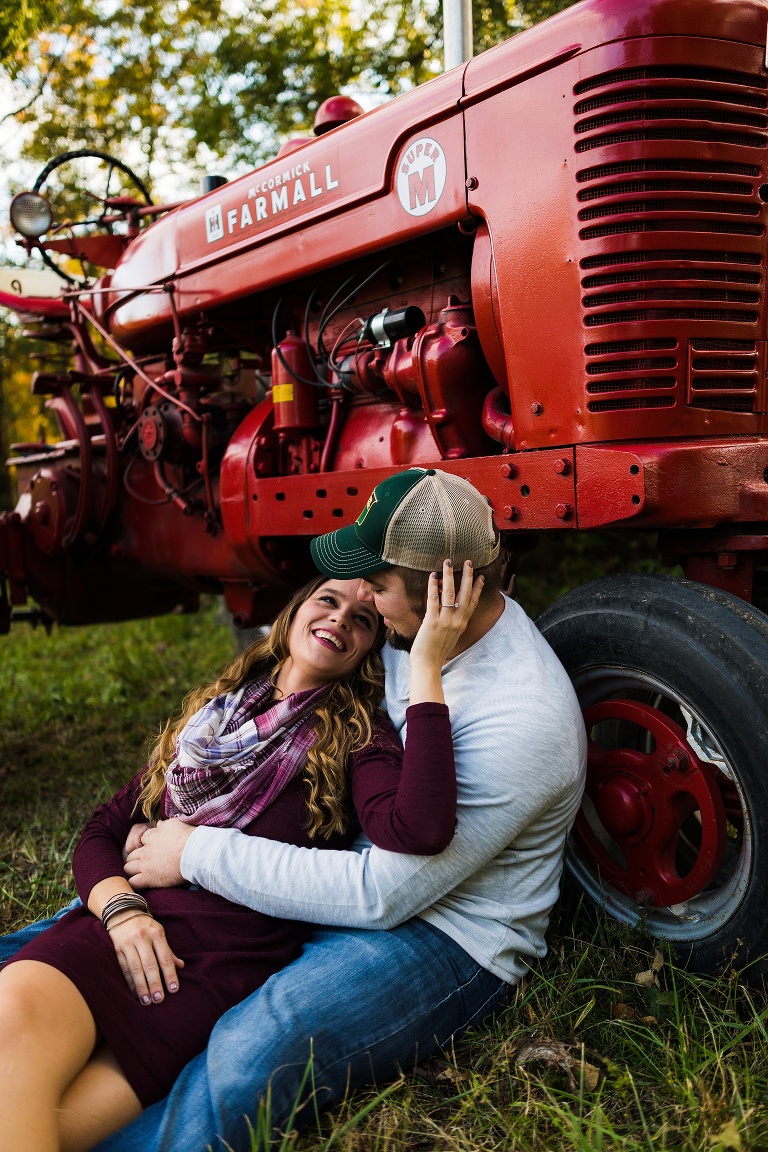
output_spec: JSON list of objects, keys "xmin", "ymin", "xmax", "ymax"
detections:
[
  {"xmin": 123, "ymin": 819, "xmax": 194, "ymax": 889},
  {"xmin": 122, "ymin": 821, "xmax": 151, "ymax": 863}
]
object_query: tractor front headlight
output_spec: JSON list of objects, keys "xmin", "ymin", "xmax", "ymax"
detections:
[{"xmin": 10, "ymin": 192, "xmax": 54, "ymax": 239}]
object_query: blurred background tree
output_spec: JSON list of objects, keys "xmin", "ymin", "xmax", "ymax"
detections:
[
  {"xmin": 2, "ymin": 0, "xmax": 580, "ymax": 182},
  {"xmin": 0, "ymin": 0, "xmax": 58, "ymax": 63},
  {"xmin": 0, "ymin": 318, "xmax": 57, "ymax": 508}
]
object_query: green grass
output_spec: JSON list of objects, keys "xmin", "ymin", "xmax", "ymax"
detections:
[
  {"xmin": 0, "ymin": 601, "xmax": 232, "ymax": 932},
  {"xmin": 1, "ymin": 598, "xmax": 766, "ymax": 1151}
]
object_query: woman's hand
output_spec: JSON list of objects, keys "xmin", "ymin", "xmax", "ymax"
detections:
[
  {"xmin": 408, "ymin": 559, "xmax": 484, "ymax": 705},
  {"xmin": 107, "ymin": 909, "xmax": 185, "ymax": 1005}
]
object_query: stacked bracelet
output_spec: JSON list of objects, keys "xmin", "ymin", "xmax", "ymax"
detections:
[
  {"xmin": 106, "ymin": 911, "xmax": 151, "ymax": 933},
  {"xmin": 101, "ymin": 892, "xmax": 153, "ymax": 931}
]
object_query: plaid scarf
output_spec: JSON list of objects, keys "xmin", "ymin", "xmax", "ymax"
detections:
[{"xmin": 163, "ymin": 676, "xmax": 329, "ymax": 828}]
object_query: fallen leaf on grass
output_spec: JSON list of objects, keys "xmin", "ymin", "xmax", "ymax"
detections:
[
  {"xmin": 412, "ymin": 1057, "xmax": 461, "ymax": 1085},
  {"xmin": 635, "ymin": 949, "xmax": 664, "ymax": 988},
  {"xmin": 613, "ymin": 1002, "xmax": 636, "ymax": 1020},
  {"xmin": 639, "ymin": 1016, "xmax": 658, "ymax": 1025},
  {"xmin": 505, "ymin": 1035, "xmax": 601, "ymax": 1093},
  {"xmin": 708, "ymin": 1118, "xmax": 742, "ymax": 1150},
  {"xmin": 583, "ymin": 1062, "xmax": 601, "ymax": 1090}
]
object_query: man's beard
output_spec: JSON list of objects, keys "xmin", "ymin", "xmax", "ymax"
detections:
[{"xmin": 385, "ymin": 625, "xmax": 414, "ymax": 652}]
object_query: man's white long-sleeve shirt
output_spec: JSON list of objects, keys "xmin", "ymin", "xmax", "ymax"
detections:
[{"xmin": 181, "ymin": 596, "xmax": 587, "ymax": 983}]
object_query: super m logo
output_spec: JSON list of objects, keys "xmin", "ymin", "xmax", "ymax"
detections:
[{"xmin": 396, "ymin": 138, "xmax": 447, "ymax": 218}]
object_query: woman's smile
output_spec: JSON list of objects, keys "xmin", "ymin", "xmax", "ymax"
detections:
[{"xmin": 312, "ymin": 628, "xmax": 347, "ymax": 652}]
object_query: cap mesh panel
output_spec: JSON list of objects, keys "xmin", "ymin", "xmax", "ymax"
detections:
[{"xmin": 381, "ymin": 473, "xmax": 498, "ymax": 569}]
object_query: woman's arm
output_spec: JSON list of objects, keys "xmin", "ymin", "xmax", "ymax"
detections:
[
  {"xmin": 352, "ymin": 561, "xmax": 484, "ymax": 855},
  {"xmin": 74, "ymin": 775, "xmax": 184, "ymax": 1003},
  {"xmin": 352, "ymin": 705, "xmax": 456, "ymax": 854},
  {"xmin": 72, "ymin": 772, "xmax": 146, "ymax": 901}
]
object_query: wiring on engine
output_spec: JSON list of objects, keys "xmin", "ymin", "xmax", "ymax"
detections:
[
  {"xmin": 328, "ymin": 318, "xmax": 367, "ymax": 378},
  {"xmin": 271, "ymin": 296, "xmax": 329, "ymax": 388},
  {"xmin": 316, "ymin": 261, "xmax": 392, "ymax": 370}
]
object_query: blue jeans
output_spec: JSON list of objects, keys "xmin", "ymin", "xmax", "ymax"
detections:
[
  {"xmin": 2, "ymin": 914, "xmax": 511, "ymax": 1151},
  {"xmin": 0, "ymin": 899, "xmax": 81, "ymax": 962}
]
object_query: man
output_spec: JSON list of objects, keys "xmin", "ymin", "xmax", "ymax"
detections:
[{"xmin": 2, "ymin": 468, "xmax": 586, "ymax": 1152}]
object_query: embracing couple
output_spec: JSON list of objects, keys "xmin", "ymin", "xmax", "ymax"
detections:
[{"xmin": 0, "ymin": 467, "xmax": 586, "ymax": 1152}]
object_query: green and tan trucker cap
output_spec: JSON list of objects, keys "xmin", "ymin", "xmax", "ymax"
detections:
[{"xmin": 311, "ymin": 468, "xmax": 500, "ymax": 578}]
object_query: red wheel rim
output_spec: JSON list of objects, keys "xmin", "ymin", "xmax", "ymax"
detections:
[{"xmin": 574, "ymin": 699, "xmax": 727, "ymax": 906}]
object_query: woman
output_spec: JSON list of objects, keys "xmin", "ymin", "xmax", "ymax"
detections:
[{"xmin": 0, "ymin": 570, "xmax": 481, "ymax": 1152}]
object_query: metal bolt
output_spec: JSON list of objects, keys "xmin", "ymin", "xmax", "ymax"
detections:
[
  {"xmin": 465, "ymin": 176, "xmax": 479, "ymax": 191},
  {"xmin": 554, "ymin": 457, "xmax": 571, "ymax": 475},
  {"xmin": 634, "ymin": 889, "xmax": 655, "ymax": 907},
  {"xmin": 531, "ymin": 401, "xmax": 543, "ymax": 416},
  {"xmin": 555, "ymin": 502, "xmax": 574, "ymax": 521},
  {"xmin": 665, "ymin": 750, "xmax": 689, "ymax": 772},
  {"xmin": 500, "ymin": 462, "xmax": 517, "ymax": 479},
  {"xmin": 502, "ymin": 505, "xmax": 519, "ymax": 521}
]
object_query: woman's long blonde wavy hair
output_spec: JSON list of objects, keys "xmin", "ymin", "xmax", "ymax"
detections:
[{"xmin": 137, "ymin": 577, "xmax": 386, "ymax": 838}]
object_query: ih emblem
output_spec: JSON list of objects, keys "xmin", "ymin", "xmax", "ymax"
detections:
[
  {"xmin": 205, "ymin": 205, "xmax": 224, "ymax": 242},
  {"xmin": 396, "ymin": 137, "xmax": 447, "ymax": 218}
]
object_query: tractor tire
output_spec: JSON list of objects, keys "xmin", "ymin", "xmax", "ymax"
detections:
[{"xmin": 537, "ymin": 572, "xmax": 768, "ymax": 977}]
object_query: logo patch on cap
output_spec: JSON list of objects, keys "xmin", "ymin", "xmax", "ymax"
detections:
[{"xmin": 356, "ymin": 491, "xmax": 378, "ymax": 526}]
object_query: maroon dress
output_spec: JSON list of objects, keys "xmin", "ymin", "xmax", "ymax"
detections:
[{"xmin": 4, "ymin": 703, "xmax": 455, "ymax": 1107}]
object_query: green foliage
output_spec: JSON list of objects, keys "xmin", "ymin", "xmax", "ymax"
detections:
[
  {"xmin": 0, "ymin": 0, "xmax": 59, "ymax": 63},
  {"xmin": 6, "ymin": 0, "xmax": 437, "ymax": 177},
  {"xmin": 0, "ymin": 600, "xmax": 232, "ymax": 930},
  {"xmin": 514, "ymin": 531, "xmax": 676, "ymax": 620},
  {"xmin": 0, "ymin": 314, "xmax": 58, "ymax": 510}
]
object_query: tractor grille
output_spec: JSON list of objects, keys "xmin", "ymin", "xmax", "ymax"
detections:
[
  {"xmin": 584, "ymin": 337, "xmax": 680, "ymax": 412},
  {"xmin": 575, "ymin": 64, "xmax": 766, "ymax": 417},
  {"xmin": 687, "ymin": 337, "xmax": 759, "ymax": 410}
]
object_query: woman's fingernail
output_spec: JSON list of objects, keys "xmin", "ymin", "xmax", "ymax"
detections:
[
  {"xmin": 169, "ymin": 982, "xmax": 178, "ymax": 992},
  {"xmin": 153, "ymin": 991, "xmax": 163, "ymax": 1002},
  {"xmin": 141, "ymin": 995, "xmax": 150, "ymax": 1005}
]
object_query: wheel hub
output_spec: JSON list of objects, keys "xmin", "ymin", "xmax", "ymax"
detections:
[
  {"xmin": 575, "ymin": 699, "xmax": 728, "ymax": 906},
  {"xmin": 594, "ymin": 773, "xmax": 652, "ymax": 841}
]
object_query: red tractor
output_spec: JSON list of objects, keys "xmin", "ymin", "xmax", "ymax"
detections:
[{"xmin": 2, "ymin": 0, "xmax": 768, "ymax": 973}]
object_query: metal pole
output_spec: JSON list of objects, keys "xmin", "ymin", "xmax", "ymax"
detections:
[{"xmin": 443, "ymin": 0, "xmax": 473, "ymax": 70}]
